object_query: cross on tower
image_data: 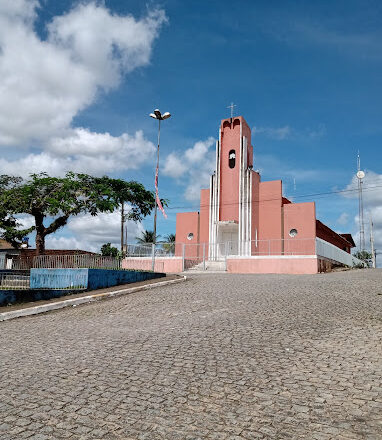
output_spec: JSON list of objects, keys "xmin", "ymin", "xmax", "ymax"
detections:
[{"xmin": 227, "ymin": 102, "xmax": 236, "ymax": 118}]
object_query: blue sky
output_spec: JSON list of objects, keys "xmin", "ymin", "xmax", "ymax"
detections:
[{"xmin": 1, "ymin": 0, "xmax": 381, "ymax": 259}]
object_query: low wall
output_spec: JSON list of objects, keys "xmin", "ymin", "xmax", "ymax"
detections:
[
  {"xmin": 227, "ymin": 256, "xmax": 319, "ymax": 274},
  {"xmin": 30, "ymin": 268, "xmax": 165, "ymax": 290},
  {"xmin": 0, "ymin": 289, "xmax": 78, "ymax": 307},
  {"xmin": 87, "ymin": 269, "xmax": 164, "ymax": 290},
  {"xmin": 122, "ymin": 258, "xmax": 183, "ymax": 273}
]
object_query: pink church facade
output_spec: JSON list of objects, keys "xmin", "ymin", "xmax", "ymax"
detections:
[{"xmin": 173, "ymin": 115, "xmax": 357, "ymax": 274}]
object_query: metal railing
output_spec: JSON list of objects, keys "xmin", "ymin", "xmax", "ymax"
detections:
[
  {"xmin": 5, "ymin": 257, "xmax": 33, "ymax": 270},
  {"xmin": 0, "ymin": 272, "xmax": 30, "ymax": 290},
  {"xmin": 316, "ymin": 238, "xmax": 366, "ymax": 267},
  {"xmin": 125, "ymin": 243, "xmax": 175, "ymax": 258},
  {"xmin": 32, "ymin": 254, "xmax": 122, "ymax": 270},
  {"xmin": 124, "ymin": 238, "xmax": 364, "ymax": 271}
]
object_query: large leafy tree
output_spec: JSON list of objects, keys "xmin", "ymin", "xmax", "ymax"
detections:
[
  {"xmin": 0, "ymin": 173, "xmax": 156, "ymax": 255},
  {"xmin": 100, "ymin": 243, "xmax": 119, "ymax": 258}
]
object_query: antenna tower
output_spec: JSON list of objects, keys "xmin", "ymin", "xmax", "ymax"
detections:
[{"xmin": 356, "ymin": 152, "xmax": 365, "ymax": 251}]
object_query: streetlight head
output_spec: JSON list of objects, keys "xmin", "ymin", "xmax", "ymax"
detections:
[
  {"xmin": 154, "ymin": 109, "xmax": 162, "ymax": 118},
  {"xmin": 149, "ymin": 113, "xmax": 157, "ymax": 119},
  {"xmin": 162, "ymin": 112, "xmax": 171, "ymax": 120}
]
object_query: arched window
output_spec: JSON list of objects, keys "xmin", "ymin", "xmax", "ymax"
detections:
[{"xmin": 229, "ymin": 149, "xmax": 236, "ymax": 168}]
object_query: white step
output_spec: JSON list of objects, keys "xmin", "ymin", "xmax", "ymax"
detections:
[{"xmin": 185, "ymin": 260, "xmax": 226, "ymax": 272}]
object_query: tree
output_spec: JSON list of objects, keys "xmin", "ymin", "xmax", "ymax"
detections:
[
  {"xmin": 136, "ymin": 230, "xmax": 160, "ymax": 244},
  {"xmin": 353, "ymin": 250, "xmax": 372, "ymax": 268},
  {"xmin": 164, "ymin": 233, "xmax": 175, "ymax": 243},
  {"xmin": 163, "ymin": 233, "xmax": 176, "ymax": 254},
  {"xmin": 100, "ymin": 243, "xmax": 119, "ymax": 257},
  {"xmin": 0, "ymin": 173, "xmax": 156, "ymax": 255}
]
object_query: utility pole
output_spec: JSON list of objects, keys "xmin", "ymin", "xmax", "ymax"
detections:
[{"xmin": 370, "ymin": 213, "xmax": 376, "ymax": 268}]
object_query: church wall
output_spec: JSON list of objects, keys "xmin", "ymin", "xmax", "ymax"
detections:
[
  {"xmin": 226, "ymin": 256, "xmax": 318, "ymax": 274},
  {"xmin": 219, "ymin": 119, "xmax": 241, "ymax": 222},
  {"xmin": 283, "ymin": 202, "xmax": 316, "ymax": 255},
  {"xmin": 251, "ymin": 171, "xmax": 260, "ymax": 255},
  {"xmin": 258, "ymin": 180, "xmax": 283, "ymax": 254},
  {"xmin": 199, "ymin": 189, "xmax": 210, "ymax": 255},
  {"xmin": 240, "ymin": 118, "xmax": 253, "ymax": 169},
  {"xmin": 175, "ymin": 212, "xmax": 199, "ymax": 257}
]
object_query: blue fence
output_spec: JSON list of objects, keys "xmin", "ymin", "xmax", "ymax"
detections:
[
  {"xmin": 29, "ymin": 268, "xmax": 164, "ymax": 290},
  {"xmin": 30, "ymin": 269, "xmax": 88, "ymax": 290},
  {"xmin": 87, "ymin": 269, "xmax": 163, "ymax": 290}
]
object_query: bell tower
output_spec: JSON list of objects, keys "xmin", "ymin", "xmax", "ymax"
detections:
[{"xmin": 209, "ymin": 116, "xmax": 254, "ymax": 258}]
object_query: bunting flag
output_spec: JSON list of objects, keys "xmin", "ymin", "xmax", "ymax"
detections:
[{"xmin": 155, "ymin": 166, "xmax": 167, "ymax": 219}]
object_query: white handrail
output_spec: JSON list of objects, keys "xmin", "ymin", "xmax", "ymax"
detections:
[{"xmin": 316, "ymin": 238, "xmax": 365, "ymax": 267}]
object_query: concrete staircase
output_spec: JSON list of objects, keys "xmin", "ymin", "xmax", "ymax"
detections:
[{"xmin": 185, "ymin": 260, "xmax": 226, "ymax": 272}]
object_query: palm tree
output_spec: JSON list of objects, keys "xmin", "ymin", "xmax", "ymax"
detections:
[
  {"xmin": 136, "ymin": 230, "xmax": 160, "ymax": 244},
  {"xmin": 164, "ymin": 233, "xmax": 175, "ymax": 243},
  {"xmin": 163, "ymin": 233, "xmax": 176, "ymax": 254}
]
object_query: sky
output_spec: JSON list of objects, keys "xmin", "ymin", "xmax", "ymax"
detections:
[{"xmin": 0, "ymin": 0, "xmax": 381, "ymax": 264}]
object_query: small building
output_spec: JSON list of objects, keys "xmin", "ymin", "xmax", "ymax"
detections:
[
  {"xmin": 173, "ymin": 115, "xmax": 358, "ymax": 273},
  {"xmin": 0, "ymin": 240, "xmax": 95, "ymax": 270}
]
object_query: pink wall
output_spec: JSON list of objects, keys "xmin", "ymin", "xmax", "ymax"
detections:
[
  {"xmin": 175, "ymin": 212, "xmax": 199, "ymax": 257},
  {"xmin": 258, "ymin": 180, "xmax": 283, "ymax": 254},
  {"xmin": 219, "ymin": 116, "xmax": 254, "ymax": 223},
  {"xmin": 199, "ymin": 189, "xmax": 210, "ymax": 255},
  {"xmin": 227, "ymin": 256, "xmax": 318, "ymax": 274},
  {"xmin": 283, "ymin": 202, "xmax": 316, "ymax": 255},
  {"xmin": 220, "ymin": 118, "xmax": 241, "ymax": 222},
  {"xmin": 251, "ymin": 170, "xmax": 260, "ymax": 254},
  {"xmin": 123, "ymin": 258, "xmax": 183, "ymax": 273},
  {"xmin": 240, "ymin": 117, "xmax": 253, "ymax": 169}
]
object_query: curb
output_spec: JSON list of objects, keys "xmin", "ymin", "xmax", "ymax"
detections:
[{"xmin": 0, "ymin": 276, "xmax": 187, "ymax": 322}]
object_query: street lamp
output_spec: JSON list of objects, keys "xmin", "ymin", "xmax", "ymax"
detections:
[{"xmin": 149, "ymin": 108, "xmax": 171, "ymax": 271}]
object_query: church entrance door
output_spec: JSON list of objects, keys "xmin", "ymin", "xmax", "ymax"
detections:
[{"xmin": 216, "ymin": 223, "xmax": 238, "ymax": 260}]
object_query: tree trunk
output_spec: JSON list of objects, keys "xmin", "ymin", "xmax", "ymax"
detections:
[
  {"xmin": 33, "ymin": 212, "xmax": 46, "ymax": 256},
  {"xmin": 35, "ymin": 231, "xmax": 46, "ymax": 256}
]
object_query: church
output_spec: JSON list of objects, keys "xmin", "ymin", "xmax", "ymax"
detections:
[{"xmin": 174, "ymin": 115, "xmax": 358, "ymax": 273}]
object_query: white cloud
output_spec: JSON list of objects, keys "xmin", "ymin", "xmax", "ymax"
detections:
[
  {"xmin": 254, "ymin": 126, "xmax": 291, "ymax": 140},
  {"xmin": 342, "ymin": 171, "xmax": 382, "ymax": 265},
  {"xmin": 0, "ymin": 130, "xmax": 155, "ymax": 176},
  {"xmin": 0, "ymin": 1, "xmax": 165, "ymax": 174},
  {"xmin": 0, "ymin": 1, "xmax": 165, "ymax": 248},
  {"xmin": 45, "ymin": 211, "xmax": 144, "ymax": 253},
  {"xmin": 253, "ymin": 124, "xmax": 326, "ymax": 141},
  {"xmin": 343, "ymin": 171, "xmax": 382, "ymax": 207},
  {"xmin": 0, "ymin": 0, "xmax": 38, "ymax": 21},
  {"xmin": 162, "ymin": 153, "xmax": 187, "ymax": 179},
  {"xmin": 337, "ymin": 212, "xmax": 349, "ymax": 225},
  {"xmin": 163, "ymin": 137, "xmax": 215, "ymax": 201},
  {"xmin": 184, "ymin": 139, "xmax": 214, "ymax": 162},
  {"xmin": 16, "ymin": 215, "xmax": 35, "ymax": 230}
]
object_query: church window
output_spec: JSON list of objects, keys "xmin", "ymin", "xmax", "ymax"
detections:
[
  {"xmin": 229, "ymin": 150, "xmax": 236, "ymax": 168},
  {"xmin": 187, "ymin": 233, "xmax": 194, "ymax": 241},
  {"xmin": 289, "ymin": 228, "xmax": 298, "ymax": 237}
]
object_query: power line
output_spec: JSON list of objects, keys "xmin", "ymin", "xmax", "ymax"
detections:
[{"xmin": 164, "ymin": 182, "xmax": 382, "ymax": 211}]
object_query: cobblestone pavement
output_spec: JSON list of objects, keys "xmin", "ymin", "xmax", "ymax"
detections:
[{"xmin": 1, "ymin": 270, "xmax": 382, "ymax": 440}]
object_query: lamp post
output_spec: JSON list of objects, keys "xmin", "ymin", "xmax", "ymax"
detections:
[{"xmin": 149, "ymin": 108, "xmax": 171, "ymax": 271}]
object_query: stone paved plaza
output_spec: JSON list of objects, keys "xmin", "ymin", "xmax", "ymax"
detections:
[{"xmin": 1, "ymin": 270, "xmax": 382, "ymax": 440}]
